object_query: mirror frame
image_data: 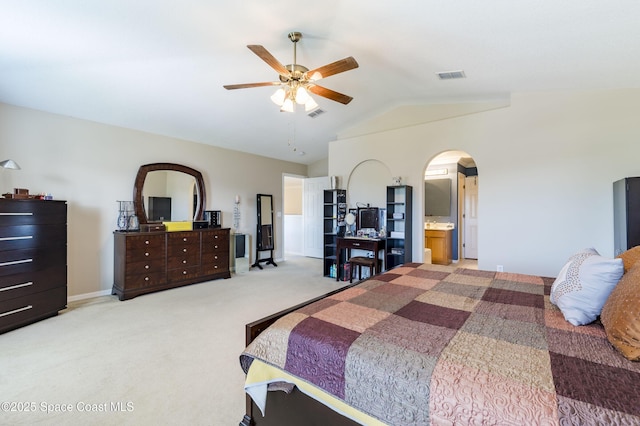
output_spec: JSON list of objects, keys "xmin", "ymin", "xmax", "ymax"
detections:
[{"xmin": 133, "ymin": 162, "xmax": 206, "ymax": 225}]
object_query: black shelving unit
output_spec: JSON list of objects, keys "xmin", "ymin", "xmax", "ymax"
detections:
[
  {"xmin": 323, "ymin": 189, "xmax": 347, "ymax": 278},
  {"xmin": 386, "ymin": 185, "xmax": 412, "ymax": 269}
]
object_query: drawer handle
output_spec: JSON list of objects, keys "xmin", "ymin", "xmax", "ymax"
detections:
[
  {"xmin": 183, "ymin": 270, "xmax": 187, "ymax": 275},
  {"xmin": 214, "ymin": 235, "xmax": 219, "ymax": 239},
  {"xmin": 145, "ymin": 252, "xmax": 150, "ymax": 257},
  {"xmin": 145, "ymin": 240, "xmax": 150, "ymax": 245},
  {"xmin": 182, "ymin": 260, "xmax": 187, "ymax": 264},
  {"xmin": 214, "ymin": 255, "xmax": 218, "ymax": 259},
  {"xmin": 183, "ymin": 238, "xmax": 187, "ymax": 242},
  {"xmin": 0, "ymin": 259, "xmax": 33, "ymax": 267},
  {"xmin": 145, "ymin": 265, "xmax": 150, "ymax": 269},
  {"xmin": 214, "ymin": 245, "xmax": 218, "ymax": 249},
  {"xmin": 0, "ymin": 212, "xmax": 33, "ymax": 216},
  {"xmin": 214, "ymin": 265, "xmax": 218, "ymax": 269},
  {"xmin": 0, "ymin": 235, "xmax": 33, "ymax": 242},
  {"xmin": 352, "ymin": 243, "xmax": 360, "ymax": 246},
  {"xmin": 0, "ymin": 305, "xmax": 33, "ymax": 318},
  {"xmin": 145, "ymin": 277, "xmax": 150, "ymax": 281},
  {"xmin": 183, "ymin": 248, "xmax": 187, "ymax": 253},
  {"xmin": 0, "ymin": 281, "xmax": 33, "ymax": 292}
]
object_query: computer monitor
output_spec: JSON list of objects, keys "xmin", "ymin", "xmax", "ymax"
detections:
[{"xmin": 357, "ymin": 207, "xmax": 379, "ymax": 231}]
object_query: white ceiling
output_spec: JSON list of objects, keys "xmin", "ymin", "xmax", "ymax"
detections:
[{"xmin": 1, "ymin": 1, "xmax": 639, "ymax": 165}]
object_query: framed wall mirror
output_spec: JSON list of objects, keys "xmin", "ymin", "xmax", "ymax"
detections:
[
  {"xmin": 133, "ymin": 163, "xmax": 206, "ymax": 225},
  {"xmin": 253, "ymin": 194, "xmax": 277, "ymax": 269}
]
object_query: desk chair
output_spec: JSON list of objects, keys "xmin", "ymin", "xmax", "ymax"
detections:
[{"xmin": 348, "ymin": 256, "xmax": 376, "ymax": 283}]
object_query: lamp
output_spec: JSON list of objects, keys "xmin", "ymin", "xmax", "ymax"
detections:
[
  {"xmin": 0, "ymin": 159, "xmax": 21, "ymax": 170},
  {"xmin": 271, "ymin": 83, "xmax": 319, "ymax": 113}
]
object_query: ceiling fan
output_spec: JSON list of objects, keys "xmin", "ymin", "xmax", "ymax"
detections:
[{"xmin": 223, "ymin": 31, "xmax": 359, "ymax": 112}]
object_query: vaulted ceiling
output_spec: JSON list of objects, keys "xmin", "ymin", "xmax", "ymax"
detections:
[{"xmin": 1, "ymin": 1, "xmax": 639, "ymax": 165}]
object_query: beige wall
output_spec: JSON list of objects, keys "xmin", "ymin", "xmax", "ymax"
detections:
[
  {"xmin": 0, "ymin": 103, "xmax": 307, "ymax": 298},
  {"xmin": 330, "ymin": 89, "xmax": 640, "ymax": 277}
]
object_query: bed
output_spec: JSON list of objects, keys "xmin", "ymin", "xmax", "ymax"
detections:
[{"xmin": 239, "ymin": 261, "xmax": 640, "ymax": 426}]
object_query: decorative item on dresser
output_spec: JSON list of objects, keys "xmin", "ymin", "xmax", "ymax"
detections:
[{"xmin": 0, "ymin": 199, "xmax": 67, "ymax": 334}]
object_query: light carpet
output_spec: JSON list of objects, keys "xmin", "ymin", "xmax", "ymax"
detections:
[{"xmin": 0, "ymin": 256, "xmax": 348, "ymax": 426}]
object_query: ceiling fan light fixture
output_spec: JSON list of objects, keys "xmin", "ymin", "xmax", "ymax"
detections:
[
  {"xmin": 280, "ymin": 97, "xmax": 295, "ymax": 113},
  {"xmin": 304, "ymin": 97, "xmax": 318, "ymax": 112},
  {"xmin": 295, "ymin": 86, "xmax": 310, "ymax": 104},
  {"xmin": 270, "ymin": 88, "xmax": 286, "ymax": 106}
]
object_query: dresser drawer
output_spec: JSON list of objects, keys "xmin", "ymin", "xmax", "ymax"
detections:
[
  {"xmin": 0, "ymin": 248, "xmax": 66, "ymax": 278},
  {"xmin": 125, "ymin": 234, "xmax": 165, "ymax": 250},
  {"xmin": 202, "ymin": 253, "xmax": 229, "ymax": 275},
  {"xmin": 122, "ymin": 271, "xmax": 166, "ymax": 290},
  {"xmin": 167, "ymin": 252, "xmax": 200, "ymax": 269},
  {"xmin": 167, "ymin": 266, "xmax": 200, "ymax": 282},
  {"xmin": 168, "ymin": 232, "xmax": 200, "ymax": 247},
  {"xmin": 0, "ymin": 266, "xmax": 66, "ymax": 303},
  {"xmin": 0, "ymin": 286, "xmax": 66, "ymax": 334},
  {"xmin": 125, "ymin": 246, "xmax": 166, "ymax": 263},
  {"xmin": 0, "ymin": 224, "xmax": 67, "ymax": 252},
  {"xmin": 125, "ymin": 258, "xmax": 166, "ymax": 276},
  {"xmin": 202, "ymin": 229, "xmax": 228, "ymax": 251}
]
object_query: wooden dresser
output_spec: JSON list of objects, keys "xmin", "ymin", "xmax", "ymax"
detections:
[
  {"xmin": 113, "ymin": 227, "xmax": 231, "ymax": 300},
  {"xmin": 0, "ymin": 199, "xmax": 67, "ymax": 334}
]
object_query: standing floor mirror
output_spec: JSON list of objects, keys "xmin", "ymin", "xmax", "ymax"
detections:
[{"xmin": 252, "ymin": 194, "xmax": 277, "ymax": 269}]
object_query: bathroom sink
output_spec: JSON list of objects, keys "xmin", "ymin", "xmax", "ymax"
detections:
[{"xmin": 425, "ymin": 222, "xmax": 455, "ymax": 230}]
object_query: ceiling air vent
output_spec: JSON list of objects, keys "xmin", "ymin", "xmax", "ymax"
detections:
[
  {"xmin": 436, "ymin": 70, "xmax": 466, "ymax": 80},
  {"xmin": 307, "ymin": 108, "xmax": 326, "ymax": 118}
]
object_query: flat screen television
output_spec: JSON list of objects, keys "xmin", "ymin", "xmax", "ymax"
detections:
[
  {"xmin": 358, "ymin": 207, "xmax": 379, "ymax": 231},
  {"xmin": 148, "ymin": 196, "xmax": 172, "ymax": 221}
]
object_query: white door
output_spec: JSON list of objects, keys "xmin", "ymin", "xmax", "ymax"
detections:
[
  {"xmin": 303, "ymin": 176, "xmax": 330, "ymax": 258},
  {"xmin": 464, "ymin": 176, "xmax": 479, "ymax": 259}
]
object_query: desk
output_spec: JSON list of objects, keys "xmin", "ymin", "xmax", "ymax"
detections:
[{"xmin": 336, "ymin": 237, "xmax": 386, "ymax": 282}]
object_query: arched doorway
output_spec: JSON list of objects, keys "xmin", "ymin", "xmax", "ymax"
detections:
[{"xmin": 424, "ymin": 150, "xmax": 478, "ymax": 267}]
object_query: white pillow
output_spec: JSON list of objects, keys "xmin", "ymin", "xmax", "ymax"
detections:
[{"xmin": 550, "ymin": 248, "xmax": 624, "ymax": 326}]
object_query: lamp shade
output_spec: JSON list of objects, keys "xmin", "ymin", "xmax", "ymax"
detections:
[
  {"xmin": 280, "ymin": 97, "xmax": 295, "ymax": 113},
  {"xmin": 270, "ymin": 88, "xmax": 286, "ymax": 106},
  {"xmin": 295, "ymin": 86, "xmax": 310, "ymax": 104},
  {"xmin": 0, "ymin": 159, "xmax": 20, "ymax": 170}
]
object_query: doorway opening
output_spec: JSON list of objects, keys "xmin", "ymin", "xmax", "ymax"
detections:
[{"xmin": 424, "ymin": 150, "xmax": 478, "ymax": 268}]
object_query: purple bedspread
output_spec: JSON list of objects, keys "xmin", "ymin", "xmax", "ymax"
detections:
[{"xmin": 241, "ymin": 263, "xmax": 640, "ymax": 425}]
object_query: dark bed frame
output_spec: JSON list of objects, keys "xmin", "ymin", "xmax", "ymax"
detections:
[{"xmin": 239, "ymin": 282, "xmax": 361, "ymax": 426}]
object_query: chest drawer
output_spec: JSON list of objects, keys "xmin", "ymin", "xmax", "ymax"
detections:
[
  {"xmin": 0, "ymin": 248, "xmax": 66, "ymax": 278},
  {"xmin": 0, "ymin": 224, "xmax": 67, "ymax": 252},
  {"xmin": 0, "ymin": 200, "xmax": 66, "ymax": 227},
  {"xmin": 0, "ymin": 265, "xmax": 66, "ymax": 302},
  {"xmin": 0, "ymin": 286, "xmax": 67, "ymax": 334}
]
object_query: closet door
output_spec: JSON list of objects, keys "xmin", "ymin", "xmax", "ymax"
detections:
[{"xmin": 303, "ymin": 176, "xmax": 329, "ymax": 258}]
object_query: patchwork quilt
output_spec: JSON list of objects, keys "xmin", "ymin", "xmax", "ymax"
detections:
[{"xmin": 240, "ymin": 263, "xmax": 640, "ymax": 425}]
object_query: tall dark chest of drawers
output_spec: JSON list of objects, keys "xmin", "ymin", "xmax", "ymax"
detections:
[
  {"xmin": 0, "ymin": 199, "xmax": 67, "ymax": 334},
  {"xmin": 113, "ymin": 228, "xmax": 231, "ymax": 300}
]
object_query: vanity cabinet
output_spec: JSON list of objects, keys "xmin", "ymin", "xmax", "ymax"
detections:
[
  {"xmin": 425, "ymin": 229, "xmax": 452, "ymax": 265},
  {"xmin": 0, "ymin": 199, "xmax": 67, "ymax": 334},
  {"xmin": 113, "ymin": 228, "xmax": 230, "ymax": 300}
]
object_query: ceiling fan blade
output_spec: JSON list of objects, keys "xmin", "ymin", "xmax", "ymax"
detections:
[
  {"xmin": 247, "ymin": 45, "xmax": 291, "ymax": 77},
  {"xmin": 223, "ymin": 82, "xmax": 281, "ymax": 90},
  {"xmin": 307, "ymin": 85, "xmax": 353, "ymax": 105},
  {"xmin": 305, "ymin": 57, "xmax": 359, "ymax": 80}
]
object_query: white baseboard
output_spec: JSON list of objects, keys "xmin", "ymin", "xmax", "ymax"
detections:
[{"xmin": 68, "ymin": 289, "xmax": 112, "ymax": 302}]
